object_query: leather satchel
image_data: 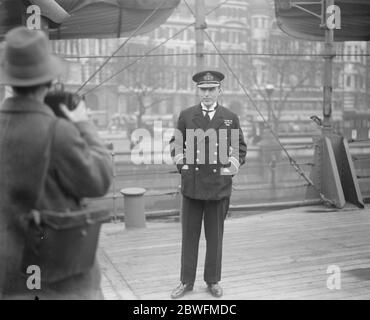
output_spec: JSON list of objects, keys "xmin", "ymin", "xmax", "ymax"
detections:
[{"xmin": 21, "ymin": 119, "xmax": 111, "ymax": 284}]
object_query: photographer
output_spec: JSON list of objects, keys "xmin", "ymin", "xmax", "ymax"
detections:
[{"xmin": 0, "ymin": 27, "xmax": 112, "ymax": 299}]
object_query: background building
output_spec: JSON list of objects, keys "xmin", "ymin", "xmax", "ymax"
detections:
[{"xmin": 2, "ymin": 0, "xmax": 368, "ymax": 137}]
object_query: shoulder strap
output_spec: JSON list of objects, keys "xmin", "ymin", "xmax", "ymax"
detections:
[{"xmin": 34, "ymin": 118, "xmax": 58, "ymax": 209}]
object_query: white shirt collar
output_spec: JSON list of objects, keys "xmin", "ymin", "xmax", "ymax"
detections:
[{"xmin": 201, "ymin": 102, "xmax": 217, "ymax": 112}]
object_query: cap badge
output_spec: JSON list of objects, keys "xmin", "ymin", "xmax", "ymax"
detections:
[{"xmin": 204, "ymin": 72, "xmax": 214, "ymax": 81}]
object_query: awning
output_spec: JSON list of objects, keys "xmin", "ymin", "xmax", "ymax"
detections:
[
  {"xmin": 0, "ymin": 0, "xmax": 180, "ymax": 40},
  {"xmin": 274, "ymin": 0, "xmax": 370, "ymax": 41}
]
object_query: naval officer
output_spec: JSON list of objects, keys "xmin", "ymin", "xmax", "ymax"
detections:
[{"xmin": 170, "ymin": 70, "xmax": 247, "ymax": 298}]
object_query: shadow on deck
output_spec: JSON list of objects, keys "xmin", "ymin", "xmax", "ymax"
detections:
[{"xmin": 98, "ymin": 205, "xmax": 370, "ymax": 300}]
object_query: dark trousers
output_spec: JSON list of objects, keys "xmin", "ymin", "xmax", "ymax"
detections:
[{"xmin": 180, "ymin": 196, "xmax": 229, "ymax": 285}]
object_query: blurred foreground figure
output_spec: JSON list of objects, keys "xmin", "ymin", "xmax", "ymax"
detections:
[{"xmin": 0, "ymin": 27, "xmax": 112, "ymax": 299}]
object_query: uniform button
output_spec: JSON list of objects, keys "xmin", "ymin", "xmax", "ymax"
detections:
[
  {"xmin": 214, "ymin": 152, "xmax": 217, "ymax": 155},
  {"xmin": 197, "ymin": 150, "xmax": 200, "ymax": 154},
  {"xmin": 195, "ymin": 167, "xmax": 199, "ymax": 171},
  {"xmin": 213, "ymin": 169, "xmax": 217, "ymax": 173},
  {"xmin": 213, "ymin": 160, "xmax": 217, "ymax": 164},
  {"xmin": 196, "ymin": 159, "xmax": 199, "ymax": 163},
  {"xmin": 215, "ymin": 143, "xmax": 218, "ymax": 146}
]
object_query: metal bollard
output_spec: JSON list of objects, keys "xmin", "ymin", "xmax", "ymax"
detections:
[{"xmin": 120, "ymin": 187, "xmax": 146, "ymax": 228}]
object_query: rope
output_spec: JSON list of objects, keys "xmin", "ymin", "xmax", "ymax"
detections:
[
  {"xmin": 348, "ymin": 138, "xmax": 370, "ymax": 143},
  {"xmin": 60, "ymin": 52, "xmax": 370, "ymax": 59},
  {"xmin": 202, "ymin": 29, "xmax": 336, "ymax": 207},
  {"xmin": 205, "ymin": 0, "xmax": 230, "ymax": 16},
  {"xmin": 79, "ymin": 0, "xmax": 230, "ymax": 95},
  {"xmin": 80, "ymin": 22, "xmax": 195, "ymax": 96},
  {"xmin": 76, "ymin": 0, "xmax": 168, "ymax": 95},
  {"xmin": 183, "ymin": 0, "xmax": 196, "ymax": 17},
  {"xmin": 233, "ymin": 183, "xmax": 310, "ymax": 191},
  {"xmin": 78, "ymin": 0, "xmax": 335, "ymax": 206}
]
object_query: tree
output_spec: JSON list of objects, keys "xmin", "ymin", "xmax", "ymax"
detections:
[
  {"xmin": 116, "ymin": 42, "xmax": 174, "ymax": 130},
  {"xmin": 247, "ymin": 34, "xmax": 321, "ymax": 133},
  {"xmin": 251, "ymin": 57, "xmax": 317, "ymax": 131}
]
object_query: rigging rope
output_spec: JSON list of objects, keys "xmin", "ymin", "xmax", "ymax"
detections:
[
  {"xmin": 202, "ymin": 29, "xmax": 336, "ymax": 207},
  {"xmin": 205, "ymin": 0, "xmax": 230, "ymax": 15},
  {"xmin": 60, "ymin": 52, "xmax": 370, "ymax": 59},
  {"xmin": 80, "ymin": 22, "xmax": 195, "ymax": 96},
  {"xmin": 78, "ymin": 0, "xmax": 228, "ymax": 96},
  {"xmin": 79, "ymin": 0, "xmax": 336, "ymax": 206},
  {"xmin": 76, "ymin": 0, "xmax": 168, "ymax": 94}
]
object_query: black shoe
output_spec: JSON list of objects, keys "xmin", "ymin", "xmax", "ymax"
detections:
[
  {"xmin": 171, "ymin": 283, "xmax": 193, "ymax": 299},
  {"xmin": 207, "ymin": 283, "xmax": 223, "ymax": 298}
]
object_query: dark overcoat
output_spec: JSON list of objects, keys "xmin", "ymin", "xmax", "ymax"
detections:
[
  {"xmin": 173, "ymin": 103, "xmax": 247, "ymax": 200},
  {"xmin": 0, "ymin": 97, "xmax": 112, "ymax": 299}
]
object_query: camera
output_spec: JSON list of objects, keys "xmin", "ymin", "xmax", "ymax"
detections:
[{"xmin": 44, "ymin": 83, "xmax": 82, "ymax": 119}]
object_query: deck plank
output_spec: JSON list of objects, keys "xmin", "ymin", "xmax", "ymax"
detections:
[{"xmin": 97, "ymin": 205, "xmax": 370, "ymax": 300}]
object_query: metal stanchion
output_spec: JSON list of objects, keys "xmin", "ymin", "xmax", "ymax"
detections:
[
  {"xmin": 120, "ymin": 187, "xmax": 146, "ymax": 228},
  {"xmin": 106, "ymin": 142, "xmax": 117, "ymax": 222}
]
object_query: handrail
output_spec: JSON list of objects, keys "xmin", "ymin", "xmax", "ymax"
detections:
[
  {"xmin": 112, "ymin": 161, "xmax": 314, "ymax": 177},
  {"xmin": 353, "ymin": 155, "xmax": 370, "ymax": 161},
  {"xmin": 348, "ymin": 139, "xmax": 370, "ymax": 143},
  {"xmin": 90, "ymin": 180, "xmax": 311, "ymax": 201},
  {"xmin": 98, "ymin": 140, "xmax": 370, "ymax": 220},
  {"xmin": 104, "ymin": 198, "xmax": 323, "ymax": 222},
  {"xmin": 109, "ymin": 144, "xmax": 315, "ymax": 157}
]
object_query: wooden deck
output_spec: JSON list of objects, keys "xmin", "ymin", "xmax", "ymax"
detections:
[{"xmin": 97, "ymin": 205, "xmax": 370, "ymax": 300}]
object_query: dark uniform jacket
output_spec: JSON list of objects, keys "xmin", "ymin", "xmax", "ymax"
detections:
[
  {"xmin": 0, "ymin": 97, "xmax": 112, "ymax": 299},
  {"xmin": 172, "ymin": 104, "xmax": 247, "ymax": 200}
]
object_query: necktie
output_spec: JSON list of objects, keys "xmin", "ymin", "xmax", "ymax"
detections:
[
  {"xmin": 202, "ymin": 107, "xmax": 217, "ymax": 123},
  {"xmin": 203, "ymin": 109, "xmax": 211, "ymax": 123}
]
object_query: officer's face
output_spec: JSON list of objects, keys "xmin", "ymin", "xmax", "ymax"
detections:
[{"xmin": 199, "ymin": 86, "xmax": 221, "ymax": 108}]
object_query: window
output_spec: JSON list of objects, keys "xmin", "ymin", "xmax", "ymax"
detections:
[
  {"xmin": 177, "ymin": 71, "xmax": 186, "ymax": 90},
  {"xmin": 252, "ymin": 39, "xmax": 258, "ymax": 52},
  {"xmin": 167, "ymin": 48, "xmax": 175, "ymax": 65},
  {"xmin": 181, "ymin": 48, "xmax": 189, "ymax": 66},
  {"xmin": 352, "ymin": 45, "xmax": 357, "ymax": 62},
  {"xmin": 187, "ymin": 30, "xmax": 195, "ymax": 41},
  {"xmin": 209, "ymin": 31, "xmax": 215, "ymax": 42},
  {"xmin": 253, "ymin": 17, "xmax": 258, "ymax": 28},
  {"xmin": 163, "ymin": 27, "xmax": 169, "ymax": 39},
  {"xmin": 346, "ymin": 75, "xmax": 352, "ymax": 87},
  {"xmin": 165, "ymin": 70, "xmax": 175, "ymax": 90}
]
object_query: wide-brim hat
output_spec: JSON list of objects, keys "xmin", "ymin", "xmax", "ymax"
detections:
[
  {"xmin": 192, "ymin": 70, "xmax": 225, "ymax": 88},
  {"xmin": 0, "ymin": 26, "xmax": 64, "ymax": 87}
]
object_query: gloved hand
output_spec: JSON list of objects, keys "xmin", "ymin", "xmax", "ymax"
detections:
[
  {"xmin": 177, "ymin": 164, "xmax": 189, "ymax": 173},
  {"xmin": 221, "ymin": 157, "xmax": 239, "ymax": 176},
  {"xmin": 60, "ymin": 99, "xmax": 89, "ymax": 122},
  {"xmin": 174, "ymin": 154, "xmax": 185, "ymax": 173}
]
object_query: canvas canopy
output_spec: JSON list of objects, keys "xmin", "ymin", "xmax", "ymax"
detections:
[
  {"xmin": 0, "ymin": 0, "xmax": 180, "ymax": 40},
  {"xmin": 274, "ymin": 0, "xmax": 370, "ymax": 41}
]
